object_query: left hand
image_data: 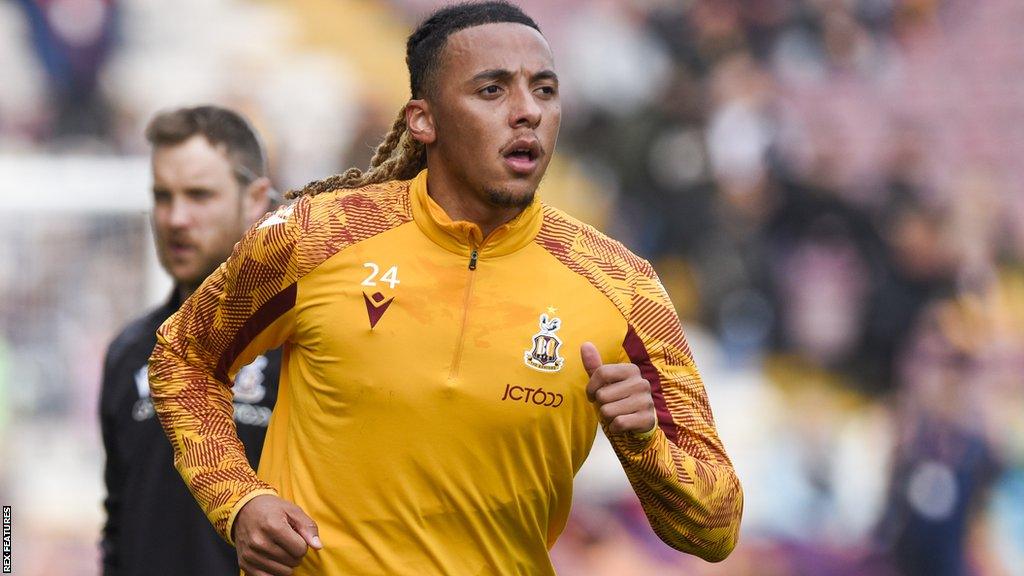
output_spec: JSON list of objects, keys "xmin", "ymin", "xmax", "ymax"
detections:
[{"xmin": 581, "ymin": 342, "xmax": 657, "ymax": 435}]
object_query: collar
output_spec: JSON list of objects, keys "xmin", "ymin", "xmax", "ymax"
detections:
[
  {"xmin": 150, "ymin": 287, "xmax": 183, "ymax": 326},
  {"xmin": 165, "ymin": 287, "xmax": 183, "ymax": 312},
  {"xmin": 409, "ymin": 169, "xmax": 543, "ymax": 258}
]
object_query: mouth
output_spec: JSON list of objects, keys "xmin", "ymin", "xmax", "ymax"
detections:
[
  {"xmin": 166, "ymin": 239, "xmax": 196, "ymax": 259},
  {"xmin": 501, "ymin": 137, "xmax": 542, "ymax": 176}
]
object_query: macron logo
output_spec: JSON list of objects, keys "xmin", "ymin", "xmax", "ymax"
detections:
[{"xmin": 363, "ymin": 291, "xmax": 395, "ymax": 329}]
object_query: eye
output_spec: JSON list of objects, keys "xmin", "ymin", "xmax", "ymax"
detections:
[
  {"xmin": 185, "ymin": 188, "xmax": 215, "ymax": 202},
  {"xmin": 152, "ymin": 189, "xmax": 171, "ymax": 204},
  {"xmin": 536, "ymin": 85, "xmax": 558, "ymax": 97},
  {"xmin": 479, "ymin": 85, "xmax": 503, "ymax": 97}
]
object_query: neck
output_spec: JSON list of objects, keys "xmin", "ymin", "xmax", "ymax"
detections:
[
  {"xmin": 425, "ymin": 162, "xmax": 525, "ymax": 239},
  {"xmin": 178, "ymin": 284, "xmax": 195, "ymax": 302}
]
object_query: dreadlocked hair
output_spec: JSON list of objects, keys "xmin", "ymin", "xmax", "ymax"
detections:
[
  {"xmin": 285, "ymin": 108, "xmax": 426, "ymax": 199},
  {"xmin": 286, "ymin": 1, "xmax": 540, "ymax": 200}
]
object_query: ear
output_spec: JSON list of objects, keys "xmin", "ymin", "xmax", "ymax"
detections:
[
  {"xmin": 242, "ymin": 176, "xmax": 273, "ymax": 224},
  {"xmin": 405, "ymin": 99, "xmax": 436, "ymax": 145}
]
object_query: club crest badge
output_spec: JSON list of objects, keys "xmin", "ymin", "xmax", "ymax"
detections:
[{"xmin": 524, "ymin": 312, "xmax": 565, "ymax": 372}]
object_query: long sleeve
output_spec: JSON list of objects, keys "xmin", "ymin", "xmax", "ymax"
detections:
[
  {"xmin": 607, "ymin": 264, "xmax": 743, "ymax": 562},
  {"xmin": 148, "ymin": 205, "xmax": 302, "ymax": 543},
  {"xmin": 99, "ymin": 349, "xmax": 122, "ymax": 575}
]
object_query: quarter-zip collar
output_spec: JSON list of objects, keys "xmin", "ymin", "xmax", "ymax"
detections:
[{"xmin": 409, "ymin": 169, "xmax": 543, "ymax": 258}]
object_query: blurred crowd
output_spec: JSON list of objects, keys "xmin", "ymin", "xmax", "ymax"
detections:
[
  {"xmin": 546, "ymin": 1, "xmax": 1024, "ymax": 575},
  {"xmin": 1, "ymin": 0, "xmax": 1022, "ymax": 575}
]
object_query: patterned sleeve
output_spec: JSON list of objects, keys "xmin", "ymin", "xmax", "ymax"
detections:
[
  {"xmin": 148, "ymin": 202, "xmax": 304, "ymax": 544},
  {"xmin": 607, "ymin": 262, "xmax": 743, "ymax": 562}
]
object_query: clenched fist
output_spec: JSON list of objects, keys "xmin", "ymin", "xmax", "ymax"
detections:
[
  {"xmin": 580, "ymin": 342, "xmax": 657, "ymax": 435},
  {"xmin": 234, "ymin": 494, "xmax": 323, "ymax": 576}
]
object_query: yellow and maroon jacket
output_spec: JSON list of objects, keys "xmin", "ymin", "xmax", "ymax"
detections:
[{"xmin": 149, "ymin": 169, "xmax": 743, "ymax": 574}]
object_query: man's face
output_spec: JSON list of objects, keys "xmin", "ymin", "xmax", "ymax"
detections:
[
  {"xmin": 150, "ymin": 135, "xmax": 255, "ymax": 292},
  {"xmin": 427, "ymin": 22, "xmax": 561, "ymax": 209}
]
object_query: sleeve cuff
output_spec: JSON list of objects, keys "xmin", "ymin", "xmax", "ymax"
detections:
[
  {"xmin": 634, "ymin": 421, "xmax": 659, "ymax": 440},
  {"xmin": 224, "ymin": 488, "xmax": 280, "ymax": 545},
  {"xmin": 607, "ymin": 423, "xmax": 662, "ymax": 454}
]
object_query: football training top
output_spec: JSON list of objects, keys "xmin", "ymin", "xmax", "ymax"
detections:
[{"xmin": 150, "ymin": 169, "xmax": 743, "ymax": 574}]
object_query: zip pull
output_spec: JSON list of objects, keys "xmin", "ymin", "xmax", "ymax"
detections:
[{"xmin": 468, "ymin": 248, "xmax": 479, "ymax": 270}]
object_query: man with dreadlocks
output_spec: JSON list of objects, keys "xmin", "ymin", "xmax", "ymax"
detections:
[{"xmin": 149, "ymin": 2, "xmax": 743, "ymax": 575}]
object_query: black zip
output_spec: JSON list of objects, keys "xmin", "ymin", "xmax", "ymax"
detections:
[{"xmin": 450, "ymin": 245, "xmax": 479, "ymax": 381}]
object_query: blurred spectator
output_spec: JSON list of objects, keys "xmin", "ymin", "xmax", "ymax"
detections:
[
  {"xmin": 874, "ymin": 267, "xmax": 1024, "ymax": 575},
  {"xmin": 15, "ymin": 0, "xmax": 119, "ymax": 143}
]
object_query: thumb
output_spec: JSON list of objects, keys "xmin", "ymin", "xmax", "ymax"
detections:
[
  {"xmin": 286, "ymin": 506, "xmax": 323, "ymax": 550},
  {"xmin": 580, "ymin": 342, "xmax": 603, "ymax": 377}
]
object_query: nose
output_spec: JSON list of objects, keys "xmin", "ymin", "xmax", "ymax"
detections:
[
  {"xmin": 166, "ymin": 198, "xmax": 192, "ymax": 229},
  {"xmin": 508, "ymin": 84, "xmax": 542, "ymax": 129}
]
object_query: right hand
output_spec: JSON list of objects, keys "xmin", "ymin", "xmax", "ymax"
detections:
[{"xmin": 233, "ymin": 494, "xmax": 323, "ymax": 576}]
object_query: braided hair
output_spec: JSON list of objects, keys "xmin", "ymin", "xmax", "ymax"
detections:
[{"xmin": 287, "ymin": 1, "xmax": 541, "ymax": 199}]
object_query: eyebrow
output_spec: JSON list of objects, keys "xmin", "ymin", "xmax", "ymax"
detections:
[{"xmin": 470, "ymin": 68, "xmax": 560, "ymax": 84}]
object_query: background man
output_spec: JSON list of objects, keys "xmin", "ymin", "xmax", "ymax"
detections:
[
  {"xmin": 99, "ymin": 105, "xmax": 280, "ymax": 575},
  {"xmin": 150, "ymin": 3, "xmax": 743, "ymax": 575}
]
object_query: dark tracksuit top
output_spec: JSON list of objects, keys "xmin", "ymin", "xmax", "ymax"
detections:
[{"xmin": 99, "ymin": 291, "xmax": 279, "ymax": 575}]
